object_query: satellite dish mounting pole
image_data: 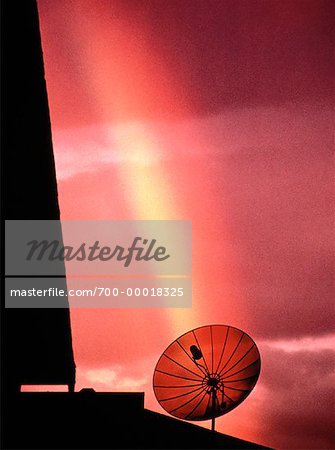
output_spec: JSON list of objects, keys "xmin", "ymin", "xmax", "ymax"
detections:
[{"xmin": 211, "ymin": 388, "xmax": 216, "ymax": 432}]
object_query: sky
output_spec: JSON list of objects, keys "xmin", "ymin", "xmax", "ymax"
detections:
[{"xmin": 34, "ymin": 1, "xmax": 334, "ymax": 448}]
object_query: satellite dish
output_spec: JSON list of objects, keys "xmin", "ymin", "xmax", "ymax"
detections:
[{"xmin": 153, "ymin": 325, "xmax": 261, "ymax": 431}]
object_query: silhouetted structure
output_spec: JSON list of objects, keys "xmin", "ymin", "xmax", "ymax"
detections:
[
  {"xmin": 5, "ymin": 391, "xmax": 271, "ymax": 449},
  {"xmin": 1, "ymin": 0, "xmax": 75, "ymax": 392}
]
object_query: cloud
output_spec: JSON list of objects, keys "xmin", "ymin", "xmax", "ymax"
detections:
[
  {"xmin": 260, "ymin": 334, "xmax": 335, "ymax": 353},
  {"xmin": 78, "ymin": 365, "xmax": 148, "ymax": 391},
  {"xmin": 53, "ymin": 104, "xmax": 332, "ymax": 179},
  {"xmin": 253, "ymin": 338, "xmax": 335, "ymax": 449}
]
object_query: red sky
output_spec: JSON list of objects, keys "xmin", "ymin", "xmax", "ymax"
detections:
[{"xmin": 34, "ymin": 1, "xmax": 334, "ymax": 448}]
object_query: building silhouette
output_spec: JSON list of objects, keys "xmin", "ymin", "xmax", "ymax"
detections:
[{"xmin": 1, "ymin": 0, "xmax": 75, "ymax": 393}]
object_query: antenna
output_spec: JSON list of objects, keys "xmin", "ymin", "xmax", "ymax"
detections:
[{"xmin": 153, "ymin": 325, "xmax": 261, "ymax": 432}]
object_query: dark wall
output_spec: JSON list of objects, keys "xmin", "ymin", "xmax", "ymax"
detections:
[
  {"xmin": 1, "ymin": 0, "xmax": 75, "ymax": 392},
  {"xmin": 3, "ymin": 392, "xmax": 271, "ymax": 449}
]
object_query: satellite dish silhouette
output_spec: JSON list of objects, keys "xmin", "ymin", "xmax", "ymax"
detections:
[{"xmin": 153, "ymin": 325, "xmax": 261, "ymax": 431}]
